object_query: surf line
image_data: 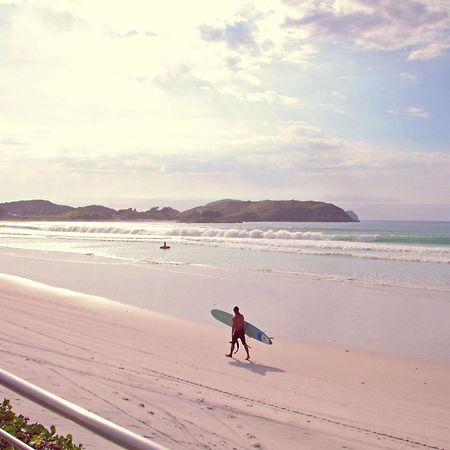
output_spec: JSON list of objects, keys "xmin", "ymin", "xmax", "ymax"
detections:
[{"xmin": 141, "ymin": 366, "xmax": 442, "ymax": 450}]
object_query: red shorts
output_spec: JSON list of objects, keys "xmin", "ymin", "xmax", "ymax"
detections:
[{"xmin": 232, "ymin": 330, "xmax": 247, "ymax": 345}]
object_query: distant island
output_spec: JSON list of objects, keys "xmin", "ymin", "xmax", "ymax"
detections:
[{"xmin": 0, "ymin": 199, "xmax": 359, "ymax": 222}]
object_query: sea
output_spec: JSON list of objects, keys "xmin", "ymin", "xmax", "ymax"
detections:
[{"xmin": 0, "ymin": 220, "xmax": 449, "ymax": 292}]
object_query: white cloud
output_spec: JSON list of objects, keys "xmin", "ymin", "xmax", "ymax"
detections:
[
  {"xmin": 408, "ymin": 42, "xmax": 449, "ymax": 60},
  {"xmin": 283, "ymin": 0, "xmax": 450, "ymax": 60},
  {"xmin": 279, "ymin": 44, "xmax": 318, "ymax": 66},
  {"xmin": 321, "ymin": 90, "xmax": 345, "ymax": 100},
  {"xmin": 319, "ymin": 103, "xmax": 346, "ymax": 114},
  {"xmin": 399, "ymin": 72, "xmax": 417, "ymax": 80},
  {"xmin": 219, "ymin": 87, "xmax": 302, "ymax": 105},
  {"xmin": 405, "ymin": 106, "xmax": 430, "ymax": 118},
  {"xmin": 0, "ymin": 137, "xmax": 27, "ymax": 146},
  {"xmin": 388, "ymin": 106, "xmax": 430, "ymax": 118},
  {"xmin": 0, "ymin": 1, "xmax": 448, "ymax": 216},
  {"xmin": 330, "ymin": 90, "xmax": 345, "ymax": 99},
  {"xmin": 280, "ymin": 121, "xmax": 322, "ymax": 137},
  {"xmin": 200, "ymin": 20, "xmax": 259, "ymax": 54},
  {"xmin": 230, "ymin": 119, "xmax": 450, "ymax": 175}
]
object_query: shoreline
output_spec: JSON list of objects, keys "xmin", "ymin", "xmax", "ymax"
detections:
[
  {"xmin": 0, "ymin": 247, "xmax": 450, "ymax": 363},
  {"xmin": 1, "ymin": 273, "xmax": 450, "ymax": 449},
  {"xmin": 3, "ymin": 240, "xmax": 450, "ymax": 295},
  {"xmin": 1, "ymin": 242, "xmax": 449, "ymax": 296}
]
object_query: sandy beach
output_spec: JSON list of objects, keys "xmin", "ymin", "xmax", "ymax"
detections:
[
  {"xmin": 2, "ymin": 0, "xmax": 450, "ymax": 447},
  {"xmin": 1, "ymin": 251, "xmax": 450, "ymax": 449}
]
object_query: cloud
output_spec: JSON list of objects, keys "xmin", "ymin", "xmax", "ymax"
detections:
[
  {"xmin": 106, "ymin": 29, "xmax": 159, "ymax": 39},
  {"xmin": 39, "ymin": 116, "xmax": 448, "ymax": 178},
  {"xmin": 404, "ymin": 106, "xmax": 430, "ymax": 118},
  {"xmin": 283, "ymin": 0, "xmax": 450, "ymax": 60},
  {"xmin": 152, "ymin": 64, "xmax": 209, "ymax": 94},
  {"xmin": 53, "ymin": 150, "xmax": 163, "ymax": 174},
  {"xmin": 200, "ymin": 20, "xmax": 259, "ymax": 53},
  {"xmin": 219, "ymin": 87, "xmax": 302, "ymax": 105},
  {"xmin": 197, "ymin": 5, "xmax": 318, "ymax": 88},
  {"xmin": 31, "ymin": 6, "xmax": 88, "ymax": 32},
  {"xmin": 388, "ymin": 106, "xmax": 430, "ymax": 118},
  {"xmin": 0, "ymin": 137, "xmax": 28, "ymax": 146},
  {"xmin": 321, "ymin": 90, "xmax": 345, "ymax": 100},
  {"xmin": 0, "ymin": 1, "xmax": 448, "ymax": 215},
  {"xmin": 0, "ymin": 3, "xmax": 17, "ymax": 27},
  {"xmin": 279, "ymin": 44, "xmax": 317, "ymax": 66},
  {"xmin": 399, "ymin": 72, "xmax": 417, "ymax": 80},
  {"xmin": 319, "ymin": 103, "xmax": 346, "ymax": 114},
  {"xmin": 330, "ymin": 90, "xmax": 345, "ymax": 99},
  {"xmin": 281, "ymin": 120, "xmax": 322, "ymax": 137},
  {"xmin": 230, "ymin": 119, "xmax": 449, "ymax": 174},
  {"xmin": 107, "ymin": 29, "xmax": 139, "ymax": 39},
  {"xmin": 407, "ymin": 42, "xmax": 449, "ymax": 60}
]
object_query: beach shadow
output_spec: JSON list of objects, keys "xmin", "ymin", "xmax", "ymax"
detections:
[{"xmin": 229, "ymin": 359, "xmax": 285, "ymax": 376}]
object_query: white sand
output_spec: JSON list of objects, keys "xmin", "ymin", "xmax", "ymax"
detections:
[
  {"xmin": 1, "ymin": 248, "xmax": 450, "ymax": 362},
  {"xmin": 1, "ymin": 266, "xmax": 450, "ymax": 449}
]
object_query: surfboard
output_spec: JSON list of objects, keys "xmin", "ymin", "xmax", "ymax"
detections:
[
  {"xmin": 160, "ymin": 246, "xmax": 170, "ymax": 250},
  {"xmin": 211, "ymin": 309, "xmax": 273, "ymax": 345}
]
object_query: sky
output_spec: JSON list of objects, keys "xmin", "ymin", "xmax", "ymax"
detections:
[{"xmin": 0, "ymin": 0, "xmax": 449, "ymax": 219}]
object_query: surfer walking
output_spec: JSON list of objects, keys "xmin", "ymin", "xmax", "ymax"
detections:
[{"xmin": 226, "ymin": 306, "xmax": 250, "ymax": 360}]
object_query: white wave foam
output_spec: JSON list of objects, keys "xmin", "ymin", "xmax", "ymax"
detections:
[
  {"xmin": 48, "ymin": 225, "xmax": 152, "ymax": 235},
  {"xmin": 41, "ymin": 223, "xmax": 450, "ymax": 263},
  {"xmin": 47, "ymin": 224, "xmax": 381, "ymax": 242},
  {"xmin": 164, "ymin": 227, "xmax": 379, "ymax": 242}
]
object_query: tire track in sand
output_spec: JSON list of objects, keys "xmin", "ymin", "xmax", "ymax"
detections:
[{"xmin": 140, "ymin": 366, "xmax": 443, "ymax": 450}]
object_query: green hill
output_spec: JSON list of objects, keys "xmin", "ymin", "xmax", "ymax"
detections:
[
  {"xmin": 179, "ymin": 199, "xmax": 357, "ymax": 222},
  {"xmin": 0, "ymin": 199, "xmax": 358, "ymax": 222},
  {"xmin": 0, "ymin": 199, "xmax": 73, "ymax": 216}
]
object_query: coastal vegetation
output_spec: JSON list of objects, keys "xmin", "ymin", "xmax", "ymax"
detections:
[
  {"xmin": 179, "ymin": 199, "xmax": 355, "ymax": 222},
  {"xmin": 0, "ymin": 199, "xmax": 358, "ymax": 222},
  {"xmin": 0, "ymin": 399, "xmax": 82, "ymax": 449}
]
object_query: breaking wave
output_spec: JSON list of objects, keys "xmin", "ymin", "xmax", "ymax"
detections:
[
  {"xmin": 43, "ymin": 224, "xmax": 450, "ymax": 246},
  {"xmin": 1, "ymin": 221, "xmax": 449, "ymax": 264}
]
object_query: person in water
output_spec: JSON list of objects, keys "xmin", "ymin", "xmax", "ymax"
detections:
[{"xmin": 226, "ymin": 306, "xmax": 250, "ymax": 360}]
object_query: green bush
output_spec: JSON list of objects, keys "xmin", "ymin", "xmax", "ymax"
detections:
[{"xmin": 0, "ymin": 399, "xmax": 82, "ymax": 450}]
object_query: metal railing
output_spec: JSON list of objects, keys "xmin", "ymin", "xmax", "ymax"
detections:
[
  {"xmin": 0, "ymin": 368, "xmax": 168, "ymax": 450},
  {"xmin": 0, "ymin": 427, "xmax": 34, "ymax": 450}
]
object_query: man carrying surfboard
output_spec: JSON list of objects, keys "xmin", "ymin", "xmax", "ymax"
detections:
[{"xmin": 226, "ymin": 306, "xmax": 251, "ymax": 360}]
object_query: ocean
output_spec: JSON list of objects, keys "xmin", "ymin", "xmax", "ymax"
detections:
[{"xmin": 0, "ymin": 220, "xmax": 449, "ymax": 292}]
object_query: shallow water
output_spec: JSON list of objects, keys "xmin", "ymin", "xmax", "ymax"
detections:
[{"xmin": 0, "ymin": 220, "xmax": 449, "ymax": 291}]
